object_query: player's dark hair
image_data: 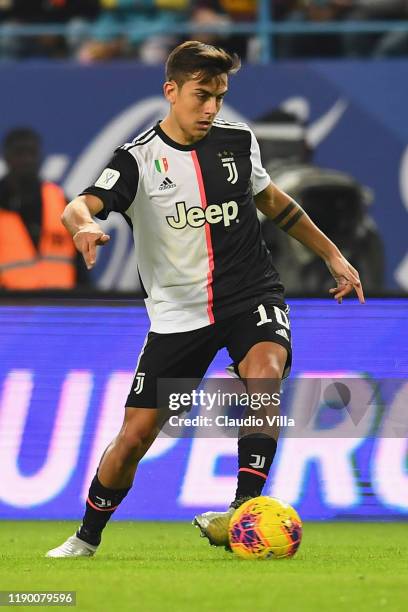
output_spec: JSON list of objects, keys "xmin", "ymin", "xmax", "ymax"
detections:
[
  {"xmin": 165, "ymin": 41, "xmax": 241, "ymax": 86},
  {"xmin": 3, "ymin": 127, "xmax": 41, "ymax": 152}
]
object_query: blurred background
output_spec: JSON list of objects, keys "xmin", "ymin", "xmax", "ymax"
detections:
[
  {"xmin": 1, "ymin": 0, "xmax": 408, "ymax": 295},
  {"xmin": 0, "ymin": 1, "xmax": 407, "ymax": 522}
]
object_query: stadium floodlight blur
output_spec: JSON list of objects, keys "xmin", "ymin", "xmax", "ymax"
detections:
[{"xmin": 1, "ymin": 0, "xmax": 408, "ymax": 62}]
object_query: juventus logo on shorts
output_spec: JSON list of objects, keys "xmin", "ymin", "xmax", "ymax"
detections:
[
  {"xmin": 133, "ymin": 372, "xmax": 145, "ymax": 394},
  {"xmin": 249, "ymin": 454, "xmax": 266, "ymax": 469},
  {"xmin": 219, "ymin": 151, "xmax": 238, "ymax": 185}
]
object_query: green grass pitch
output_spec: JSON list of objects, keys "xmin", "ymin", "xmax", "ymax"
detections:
[{"xmin": 0, "ymin": 521, "xmax": 407, "ymax": 611}]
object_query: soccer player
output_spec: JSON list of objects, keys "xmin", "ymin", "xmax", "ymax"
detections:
[{"xmin": 46, "ymin": 41, "xmax": 364, "ymax": 557}]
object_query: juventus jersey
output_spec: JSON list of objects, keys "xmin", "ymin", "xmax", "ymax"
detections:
[{"xmin": 82, "ymin": 119, "xmax": 284, "ymax": 333}]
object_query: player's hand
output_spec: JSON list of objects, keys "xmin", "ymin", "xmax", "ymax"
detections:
[
  {"xmin": 73, "ymin": 223, "xmax": 110, "ymax": 270},
  {"xmin": 325, "ymin": 253, "xmax": 365, "ymax": 304}
]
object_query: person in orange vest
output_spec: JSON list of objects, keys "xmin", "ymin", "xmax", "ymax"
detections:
[{"xmin": 0, "ymin": 127, "xmax": 76, "ymax": 289}]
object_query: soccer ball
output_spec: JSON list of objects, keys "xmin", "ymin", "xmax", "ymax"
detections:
[{"xmin": 228, "ymin": 496, "xmax": 302, "ymax": 560}]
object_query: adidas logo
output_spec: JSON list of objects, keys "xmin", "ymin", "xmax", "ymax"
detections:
[
  {"xmin": 159, "ymin": 177, "xmax": 176, "ymax": 191},
  {"xmin": 276, "ymin": 328, "xmax": 289, "ymax": 341}
]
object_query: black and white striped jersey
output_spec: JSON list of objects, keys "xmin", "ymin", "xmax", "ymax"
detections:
[{"xmin": 82, "ymin": 119, "xmax": 284, "ymax": 333}]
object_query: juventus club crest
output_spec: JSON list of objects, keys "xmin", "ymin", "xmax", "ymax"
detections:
[
  {"xmin": 133, "ymin": 372, "xmax": 145, "ymax": 394},
  {"xmin": 218, "ymin": 151, "xmax": 238, "ymax": 185}
]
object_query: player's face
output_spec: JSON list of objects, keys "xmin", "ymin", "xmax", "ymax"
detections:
[{"xmin": 167, "ymin": 74, "xmax": 228, "ymax": 143}]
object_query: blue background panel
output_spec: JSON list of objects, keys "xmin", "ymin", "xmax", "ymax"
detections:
[
  {"xmin": 0, "ymin": 299, "xmax": 407, "ymax": 520},
  {"xmin": 1, "ymin": 60, "xmax": 407, "ymax": 289}
]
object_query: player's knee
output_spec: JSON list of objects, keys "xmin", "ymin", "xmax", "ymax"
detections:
[
  {"xmin": 239, "ymin": 342, "xmax": 287, "ymax": 380},
  {"xmin": 242, "ymin": 359, "xmax": 282, "ymax": 380}
]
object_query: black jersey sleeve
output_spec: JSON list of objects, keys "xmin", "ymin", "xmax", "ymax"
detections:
[{"xmin": 80, "ymin": 148, "xmax": 139, "ymax": 220}]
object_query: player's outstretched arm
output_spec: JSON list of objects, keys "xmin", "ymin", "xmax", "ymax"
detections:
[
  {"xmin": 61, "ymin": 194, "xmax": 110, "ymax": 270},
  {"xmin": 255, "ymin": 182, "xmax": 365, "ymax": 304}
]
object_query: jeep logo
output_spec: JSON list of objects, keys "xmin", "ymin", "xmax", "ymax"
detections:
[{"xmin": 166, "ymin": 201, "xmax": 238, "ymax": 229}]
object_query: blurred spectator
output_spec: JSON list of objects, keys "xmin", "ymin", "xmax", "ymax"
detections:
[
  {"xmin": 190, "ymin": 1, "xmax": 300, "ymax": 61},
  {"xmin": 190, "ymin": 1, "xmax": 354, "ymax": 61},
  {"xmin": 275, "ymin": 1, "xmax": 348, "ymax": 58},
  {"xmin": 78, "ymin": 0, "xmax": 190, "ymax": 63},
  {"xmin": 191, "ymin": 0, "xmax": 258, "ymax": 59},
  {"xmin": 1, "ymin": 0, "xmax": 407, "ymax": 62},
  {"xmin": 275, "ymin": 1, "xmax": 408, "ymax": 59},
  {"xmin": 0, "ymin": 0, "xmax": 99, "ymax": 59},
  {"xmin": 0, "ymin": 128, "xmax": 76, "ymax": 290},
  {"xmin": 340, "ymin": 0, "xmax": 408, "ymax": 57}
]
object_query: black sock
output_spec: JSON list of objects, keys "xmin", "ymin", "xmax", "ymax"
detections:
[
  {"xmin": 77, "ymin": 475, "xmax": 131, "ymax": 546},
  {"xmin": 233, "ymin": 435, "xmax": 277, "ymax": 504}
]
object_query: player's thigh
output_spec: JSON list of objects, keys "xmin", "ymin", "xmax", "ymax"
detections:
[
  {"xmin": 125, "ymin": 326, "xmax": 219, "ymax": 410},
  {"xmin": 224, "ymin": 300, "xmax": 293, "ymax": 380}
]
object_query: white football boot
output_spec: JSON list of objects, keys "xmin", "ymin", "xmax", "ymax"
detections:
[
  {"xmin": 45, "ymin": 534, "xmax": 98, "ymax": 558},
  {"xmin": 193, "ymin": 496, "xmax": 252, "ymax": 548},
  {"xmin": 193, "ymin": 507, "xmax": 236, "ymax": 547}
]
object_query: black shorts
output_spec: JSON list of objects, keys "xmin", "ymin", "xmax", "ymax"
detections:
[{"xmin": 126, "ymin": 299, "xmax": 292, "ymax": 408}]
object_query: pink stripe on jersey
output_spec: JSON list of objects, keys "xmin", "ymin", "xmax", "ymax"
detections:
[{"xmin": 191, "ymin": 149, "xmax": 215, "ymax": 324}]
